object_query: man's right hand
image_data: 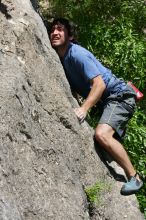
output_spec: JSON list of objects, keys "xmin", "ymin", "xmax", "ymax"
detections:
[{"xmin": 74, "ymin": 107, "xmax": 87, "ymax": 123}]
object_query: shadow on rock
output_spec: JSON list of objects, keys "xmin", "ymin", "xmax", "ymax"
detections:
[
  {"xmin": 0, "ymin": 1, "xmax": 12, "ymax": 19},
  {"xmin": 93, "ymin": 136, "xmax": 127, "ymax": 183}
]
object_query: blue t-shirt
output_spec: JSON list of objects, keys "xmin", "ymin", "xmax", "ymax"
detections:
[{"xmin": 61, "ymin": 43, "xmax": 126, "ymax": 100}]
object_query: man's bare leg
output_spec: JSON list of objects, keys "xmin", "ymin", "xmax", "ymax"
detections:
[{"xmin": 95, "ymin": 124, "xmax": 139, "ymax": 180}]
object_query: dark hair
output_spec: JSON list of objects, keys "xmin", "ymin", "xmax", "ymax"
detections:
[{"xmin": 48, "ymin": 18, "xmax": 78, "ymax": 43}]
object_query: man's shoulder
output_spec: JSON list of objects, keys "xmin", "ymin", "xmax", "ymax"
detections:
[{"xmin": 69, "ymin": 43, "xmax": 90, "ymax": 60}]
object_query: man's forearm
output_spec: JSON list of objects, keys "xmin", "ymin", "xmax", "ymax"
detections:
[
  {"xmin": 74, "ymin": 75, "xmax": 106, "ymax": 123},
  {"xmin": 81, "ymin": 76, "xmax": 106, "ymax": 112}
]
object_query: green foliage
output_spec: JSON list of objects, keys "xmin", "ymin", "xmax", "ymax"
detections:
[
  {"xmin": 50, "ymin": 0, "xmax": 146, "ymax": 93},
  {"xmin": 39, "ymin": 0, "xmax": 146, "ymax": 216},
  {"xmin": 125, "ymin": 109, "xmax": 146, "ymax": 175},
  {"xmin": 124, "ymin": 109, "xmax": 146, "ymax": 216},
  {"xmin": 85, "ymin": 181, "xmax": 111, "ymax": 205},
  {"xmin": 85, "ymin": 182, "xmax": 103, "ymax": 204}
]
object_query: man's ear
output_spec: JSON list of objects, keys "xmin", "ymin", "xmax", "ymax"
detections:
[{"xmin": 69, "ymin": 36, "xmax": 74, "ymax": 41}]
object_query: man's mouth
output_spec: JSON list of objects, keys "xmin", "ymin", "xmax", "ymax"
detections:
[{"xmin": 52, "ymin": 38, "xmax": 60, "ymax": 42}]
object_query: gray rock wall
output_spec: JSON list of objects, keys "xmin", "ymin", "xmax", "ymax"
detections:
[{"xmin": 0, "ymin": 0, "xmax": 144, "ymax": 219}]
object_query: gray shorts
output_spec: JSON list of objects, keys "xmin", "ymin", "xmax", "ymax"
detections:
[{"xmin": 98, "ymin": 85, "xmax": 136, "ymax": 137}]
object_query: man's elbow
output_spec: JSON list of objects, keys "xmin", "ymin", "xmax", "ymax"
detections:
[{"xmin": 93, "ymin": 75, "xmax": 106, "ymax": 92}]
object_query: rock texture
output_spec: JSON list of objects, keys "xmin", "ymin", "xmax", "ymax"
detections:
[{"xmin": 0, "ymin": 0, "xmax": 144, "ymax": 219}]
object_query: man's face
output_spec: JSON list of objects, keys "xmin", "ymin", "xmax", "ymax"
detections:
[{"xmin": 50, "ymin": 24, "xmax": 71, "ymax": 48}]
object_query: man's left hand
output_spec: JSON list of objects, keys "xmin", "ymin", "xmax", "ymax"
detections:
[{"xmin": 74, "ymin": 107, "xmax": 87, "ymax": 123}]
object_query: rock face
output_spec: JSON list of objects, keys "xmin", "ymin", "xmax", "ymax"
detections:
[{"xmin": 0, "ymin": 0, "xmax": 144, "ymax": 219}]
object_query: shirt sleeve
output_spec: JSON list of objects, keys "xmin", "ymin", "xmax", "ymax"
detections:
[{"xmin": 71, "ymin": 51, "xmax": 102, "ymax": 81}]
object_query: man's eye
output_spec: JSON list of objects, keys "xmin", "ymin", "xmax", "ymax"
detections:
[
  {"xmin": 50, "ymin": 25, "xmax": 64, "ymax": 33},
  {"xmin": 57, "ymin": 26, "xmax": 64, "ymax": 31}
]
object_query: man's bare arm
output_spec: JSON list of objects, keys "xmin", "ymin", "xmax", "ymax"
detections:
[{"xmin": 74, "ymin": 75, "xmax": 106, "ymax": 122}]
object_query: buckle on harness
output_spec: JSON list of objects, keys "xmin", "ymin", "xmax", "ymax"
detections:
[{"xmin": 127, "ymin": 81, "xmax": 144, "ymax": 101}]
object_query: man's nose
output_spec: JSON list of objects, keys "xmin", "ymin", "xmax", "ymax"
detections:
[{"xmin": 52, "ymin": 28, "xmax": 59, "ymax": 35}]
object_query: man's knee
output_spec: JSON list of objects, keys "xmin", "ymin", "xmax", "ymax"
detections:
[
  {"xmin": 95, "ymin": 128, "xmax": 106, "ymax": 143},
  {"xmin": 95, "ymin": 125, "xmax": 113, "ymax": 146}
]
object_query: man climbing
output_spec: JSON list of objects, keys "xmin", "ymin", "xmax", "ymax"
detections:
[{"xmin": 49, "ymin": 17, "xmax": 143, "ymax": 195}]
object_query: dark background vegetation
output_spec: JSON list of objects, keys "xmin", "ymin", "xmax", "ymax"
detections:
[{"xmin": 39, "ymin": 0, "xmax": 146, "ymax": 217}]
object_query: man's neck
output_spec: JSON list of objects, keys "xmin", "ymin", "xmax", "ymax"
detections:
[{"xmin": 57, "ymin": 42, "xmax": 70, "ymax": 58}]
